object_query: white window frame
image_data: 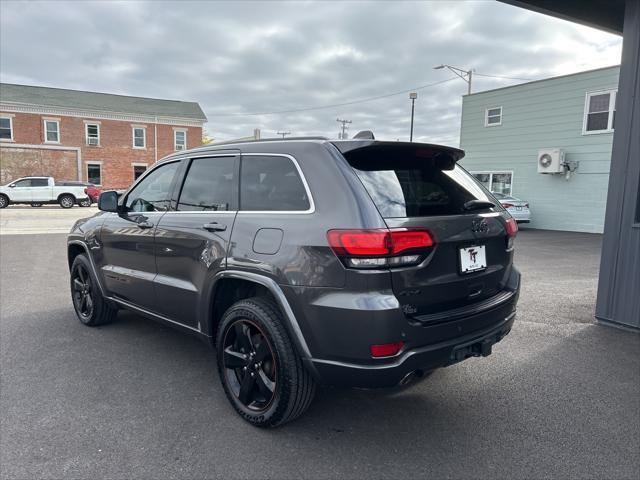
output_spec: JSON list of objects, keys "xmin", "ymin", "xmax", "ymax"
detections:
[
  {"xmin": 132, "ymin": 126, "xmax": 146, "ymax": 149},
  {"xmin": 85, "ymin": 122, "xmax": 101, "ymax": 146},
  {"xmin": 43, "ymin": 118, "xmax": 60, "ymax": 144},
  {"xmin": 470, "ymin": 170, "xmax": 514, "ymax": 196},
  {"xmin": 582, "ymin": 89, "xmax": 617, "ymax": 135},
  {"xmin": 0, "ymin": 114, "xmax": 14, "ymax": 142},
  {"xmin": 86, "ymin": 162, "xmax": 103, "ymax": 186},
  {"xmin": 174, "ymin": 129, "xmax": 187, "ymax": 151},
  {"xmin": 484, "ymin": 106, "xmax": 502, "ymax": 127}
]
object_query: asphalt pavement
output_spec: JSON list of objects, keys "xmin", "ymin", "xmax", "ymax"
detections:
[{"xmin": 0, "ymin": 230, "xmax": 638, "ymax": 479}]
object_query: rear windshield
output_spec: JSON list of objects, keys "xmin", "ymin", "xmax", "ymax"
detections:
[{"xmin": 348, "ymin": 156, "xmax": 494, "ymax": 218}]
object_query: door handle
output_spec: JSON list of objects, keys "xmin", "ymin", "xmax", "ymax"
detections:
[
  {"xmin": 203, "ymin": 222, "xmax": 227, "ymax": 232},
  {"xmin": 137, "ymin": 221, "xmax": 154, "ymax": 229}
]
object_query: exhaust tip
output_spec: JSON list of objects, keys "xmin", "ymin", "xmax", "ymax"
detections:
[{"xmin": 399, "ymin": 370, "xmax": 424, "ymax": 386}]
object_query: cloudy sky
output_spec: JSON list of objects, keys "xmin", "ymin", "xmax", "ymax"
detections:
[{"xmin": 0, "ymin": 0, "xmax": 622, "ymax": 145}]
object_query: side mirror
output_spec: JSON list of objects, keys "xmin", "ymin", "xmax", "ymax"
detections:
[
  {"xmin": 9, "ymin": 184, "xmax": 15, "ymax": 188},
  {"xmin": 98, "ymin": 190, "xmax": 119, "ymax": 212}
]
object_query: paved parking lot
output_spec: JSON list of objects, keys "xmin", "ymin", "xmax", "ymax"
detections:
[{"xmin": 0, "ymin": 224, "xmax": 638, "ymax": 479}]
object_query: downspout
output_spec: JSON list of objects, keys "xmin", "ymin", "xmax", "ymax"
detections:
[{"xmin": 154, "ymin": 116, "xmax": 158, "ymax": 163}]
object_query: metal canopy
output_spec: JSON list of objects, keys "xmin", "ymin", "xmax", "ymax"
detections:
[{"xmin": 500, "ymin": 0, "xmax": 625, "ymax": 34}]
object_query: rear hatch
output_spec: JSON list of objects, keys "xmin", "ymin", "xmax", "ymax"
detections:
[{"xmin": 335, "ymin": 141, "xmax": 514, "ymax": 319}]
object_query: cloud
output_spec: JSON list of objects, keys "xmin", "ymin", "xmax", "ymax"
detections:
[{"xmin": 0, "ymin": 0, "xmax": 622, "ymax": 145}]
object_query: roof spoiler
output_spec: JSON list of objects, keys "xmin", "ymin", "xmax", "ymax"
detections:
[{"xmin": 331, "ymin": 140, "xmax": 465, "ymax": 170}]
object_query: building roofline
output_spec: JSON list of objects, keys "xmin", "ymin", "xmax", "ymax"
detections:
[
  {"xmin": 1, "ymin": 83, "xmax": 204, "ymax": 110},
  {"xmin": 464, "ymin": 64, "xmax": 620, "ymax": 97},
  {"xmin": 0, "ymin": 82, "xmax": 207, "ymax": 121}
]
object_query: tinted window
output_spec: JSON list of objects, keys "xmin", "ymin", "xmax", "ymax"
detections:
[
  {"xmin": 240, "ymin": 155, "xmax": 309, "ymax": 211},
  {"xmin": 348, "ymin": 156, "xmax": 494, "ymax": 218},
  {"xmin": 87, "ymin": 164, "xmax": 101, "ymax": 185},
  {"xmin": 178, "ymin": 157, "xmax": 236, "ymax": 211},
  {"xmin": 125, "ymin": 161, "xmax": 179, "ymax": 212},
  {"xmin": 30, "ymin": 178, "xmax": 48, "ymax": 187}
]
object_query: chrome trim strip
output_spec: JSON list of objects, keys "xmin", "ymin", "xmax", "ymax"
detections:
[
  {"xmin": 160, "ymin": 210, "xmax": 237, "ymax": 215},
  {"xmin": 110, "ymin": 297, "xmax": 201, "ymax": 333},
  {"xmin": 216, "ymin": 270, "xmax": 312, "ymax": 358}
]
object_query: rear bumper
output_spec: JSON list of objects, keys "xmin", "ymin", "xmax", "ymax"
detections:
[
  {"xmin": 292, "ymin": 266, "xmax": 521, "ymax": 388},
  {"xmin": 305, "ymin": 310, "xmax": 515, "ymax": 388},
  {"xmin": 508, "ymin": 210, "xmax": 531, "ymax": 222}
]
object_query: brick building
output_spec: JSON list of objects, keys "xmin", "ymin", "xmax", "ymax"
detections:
[{"xmin": 0, "ymin": 84, "xmax": 206, "ymax": 189}]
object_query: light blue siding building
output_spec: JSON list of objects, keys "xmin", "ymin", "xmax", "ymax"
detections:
[{"xmin": 459, "ymin": 65, "xmax": 620, "ymax": 233}]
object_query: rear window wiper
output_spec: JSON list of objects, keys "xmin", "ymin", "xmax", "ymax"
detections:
[{"xmin": 463, "ymin": 199, "xmax": 496, "ymax": 211}]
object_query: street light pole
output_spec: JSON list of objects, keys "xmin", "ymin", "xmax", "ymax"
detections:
[
  {"xmin": 433, "ymin": 64, "xmax": 473, "ymax": 94},
  {"xmin": 409, "ymin": 92, "xmax": 417, "ymax": 142}
]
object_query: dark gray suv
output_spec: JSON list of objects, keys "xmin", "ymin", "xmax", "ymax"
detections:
[{"xmin": 67, "ymin": 135, "xmax": 520, "ymax": 427}]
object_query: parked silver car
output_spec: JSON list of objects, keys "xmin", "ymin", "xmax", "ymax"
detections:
[{"xmin": 492, "ymin": 192, "xmax": 530, "ymax": 223}]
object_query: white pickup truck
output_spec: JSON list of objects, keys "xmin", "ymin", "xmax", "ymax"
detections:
[{"xmin": 0, "ymin": 176, "xmax": 91, "ymax": 209}]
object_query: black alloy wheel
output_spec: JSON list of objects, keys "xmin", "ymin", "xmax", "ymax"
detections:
[
  {"xmin": 222, "ymin": 319, "xmax": 277, "ymax": 412},
  {"xmin": 72, "ymin": 263, "xmax": 94, "ymax": 320},
  {"xmin": 69, "ymin": 254, "xmax": 117, "ymax": 326},
  {"xmin": 216, "ymin": 297, "xmax": 316, "ymax": 427}
]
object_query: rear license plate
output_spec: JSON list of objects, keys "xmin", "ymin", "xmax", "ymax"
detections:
[{"xmin": 459, "ymin": 245, "xmax": 487, "ymax": 274}]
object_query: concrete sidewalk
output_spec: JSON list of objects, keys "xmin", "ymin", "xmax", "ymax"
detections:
[{"xmin": 0, "ymin": 205, "xmax": 99, "ymax": 235}]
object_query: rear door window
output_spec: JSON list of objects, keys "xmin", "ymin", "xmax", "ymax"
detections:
[
  {"xmin": 347, "ymin": 156, "xmax": 494, "ymax": 218},
  {"xmin": 240, "ymin": 155, "xmax": 310, "ymax": 211},
  {"xmin": 31, "ymin": 178, "xmax": 49, "ymax": 187},
  {"xmin": 177, "ymin": 156, "xmax": 237, "ymax": 211}
]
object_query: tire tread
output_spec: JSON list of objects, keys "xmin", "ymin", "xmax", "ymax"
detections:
[{"xmin": 216, "ymin": 297, "xmax": 316, "ymax": 427}]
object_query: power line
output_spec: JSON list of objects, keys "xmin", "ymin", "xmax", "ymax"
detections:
[
  {"xmin": 474, "ymin": 72, "xmax": 534, "ymax": 81},
  {"xmin": 206, "ymin": 77, "xmax": 459, "ymax": 117}
]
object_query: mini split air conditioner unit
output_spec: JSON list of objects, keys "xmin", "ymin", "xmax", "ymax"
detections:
[{"xmin": 537, "ymin": 148, "xmax": 565, "ymax": 174}]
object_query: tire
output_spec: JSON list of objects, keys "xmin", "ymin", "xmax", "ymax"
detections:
[
  {"xmin": 0, "ymin": 194, "xmax": 8, "ymax": 209},
  {"xmin": 59, "ymin": 194, "xmax": 75, "ymax": 209},
  {"xmin": 70, "ymin": 254, "xmax": 117, "ymax": 326},
  {"xmin": 216, "ymin": 297, "xmax": 316, "ymax": 427},
  {"xmin": 31, "ymin": 202, "xmax": 43, "ymax": 207},
  {"xmin": 79, "ymin": 198, "xmax": 92, "ymax": 207}
]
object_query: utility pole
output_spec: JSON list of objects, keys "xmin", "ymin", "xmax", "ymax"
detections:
[
  {"xmin": 433, "ymin": 64, "xmax": 473, "ymax": 94},
  {"xmin": 336, "ymin": 118, "xmax": 352, "ymax": 139},
  {"xmin": 409, "ymin": 92, "xmax": 417, "ymax": 142},
  {"xmin": 277, "ymin": 131, "xmax": 291, "ymax": 139}
]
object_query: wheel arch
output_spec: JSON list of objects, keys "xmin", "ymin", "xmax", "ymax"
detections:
[
  {"xmin": 67, "ymin": 240, "xmax": 107, "ymax": 297},
  {"xmin": 57, "ymin": 192, "xmax": 77, "ymax": 202},
  {"xmin": 205, "ymin": 271, "xmax": 312, "ymax": 360}
]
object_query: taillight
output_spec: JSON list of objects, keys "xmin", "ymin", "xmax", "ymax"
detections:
[
  {"xmin": 502, "ymin": 202, "xmax": 514, "ymax": 209},
  {"xmin": 370, "ymin": 341, "xmax": 404, "ymax": 358},
  {"xmin": 327, "ymin": 228, "xmax": 434, "ymax": 269},
  {"xmin": 505, "ymin": 217, "xmax": 518, "ymax": 249}
]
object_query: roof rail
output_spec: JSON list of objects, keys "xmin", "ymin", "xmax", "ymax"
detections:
[{"xmin": 195, "ymin": 136, "xmax": 329, "ymax": 149}]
